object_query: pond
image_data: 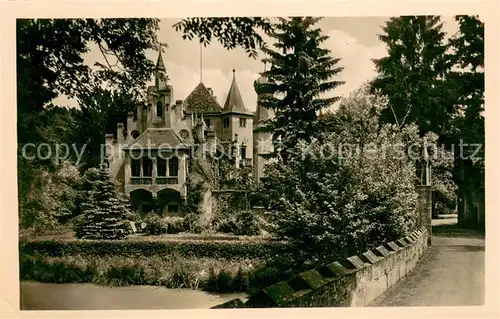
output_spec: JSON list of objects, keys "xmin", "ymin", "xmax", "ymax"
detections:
[{"xmin": 20, "ymin": 281, "xmax": 247, "ymax": 310}]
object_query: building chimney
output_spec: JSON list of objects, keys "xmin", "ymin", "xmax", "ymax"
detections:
[
  {"xmin": 105, "ymin": 133, "xmax": 115, "ymax": 163},
  {"xmin": 117, "ymin": 123, "xmax": 125, "ymax": 144}
]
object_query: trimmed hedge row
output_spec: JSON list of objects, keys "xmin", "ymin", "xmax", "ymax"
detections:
[{"xmin": 20, "ymin": 239, "xmax": 288, "ymax": 260}]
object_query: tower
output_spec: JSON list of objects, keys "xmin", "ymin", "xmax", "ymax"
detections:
[
  {"xmin": 143, "ymin": 50, "xmax": 174, "ymax": 131},
  {"xmin": 222, "ymin": 69, "xmax": 254, "ymax": 168},
  {"xmin": 253, "ymin": 68, "xmax": 275, "ymax": 181}
]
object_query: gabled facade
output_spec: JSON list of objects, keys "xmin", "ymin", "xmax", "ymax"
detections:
[{"xmin": 105, "ymin": 50, "xmax": 274, "ymax": 217}]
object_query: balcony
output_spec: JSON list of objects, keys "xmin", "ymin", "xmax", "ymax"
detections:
[
  {"xmin": 130, "ymin": 177, "xmax": 153, "ymax": 185},
  {"xmin": 157, "ymin": 177, "xmax": 179, "ymax": 185}
]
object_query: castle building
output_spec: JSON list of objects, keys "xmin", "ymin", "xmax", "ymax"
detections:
[{"xmin": 105, "ymin": 51, "xmax": 273, "ymax": 216}]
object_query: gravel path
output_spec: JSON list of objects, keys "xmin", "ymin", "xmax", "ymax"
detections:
[
  {"xmin": 370, "ymin": 217, "xmax": 485, "ymax": 307},
  {"xmin": 20, "ymin": 282, "xmax": 247, "ymax": 310}
]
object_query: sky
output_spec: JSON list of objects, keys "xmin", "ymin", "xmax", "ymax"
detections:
[{"xmin": 54, "ymin": 17, "xmax": 459, "ymax": 112}]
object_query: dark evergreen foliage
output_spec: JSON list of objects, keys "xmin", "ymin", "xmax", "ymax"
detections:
[
  {"xmin": 371, "ymin": 16, "xmax": 451, "ymax": 135},
  {"xmin": 75, "ymin": 166, "xmax": 131, "ymax": 240},
  {"xmin": 257, "ymin": 17, "xmax": 345, "ymax": 163}
]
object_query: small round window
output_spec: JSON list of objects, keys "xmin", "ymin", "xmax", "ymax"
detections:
[
  {"xmin": 131, "ymin": 130, "xmax": 140, "ymax": 139},
  {"xmin": 179, "ymin": 129, "xmax": 190, "ymax": 139}
]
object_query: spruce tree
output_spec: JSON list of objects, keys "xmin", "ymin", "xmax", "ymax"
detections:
[
  {"xmin": 371, "ymin": 16, "xmax": 451, "ymax": 135},
  {"xmin": 76, "ymin": 165, "xmax": 131, "ymax": 240},
  {"xmin": 258, "ymin": 17, "xmax": 344, "ymax": 163}
]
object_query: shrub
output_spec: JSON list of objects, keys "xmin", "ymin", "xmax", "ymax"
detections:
[
  {"xmin": 183, "ymin": 213, "xmax": 203, "ymax": 233},
  {"xmin": 143, "ymin": 214, "xmax": 165, "ymax": 235},
  {"xmin": 262, "ymin": 88, "xmax": 419, "ymax": 264},
  {"xmin": 20, "ymin": 238, "xmax": 287, "ymax": 260},
  {"xmin": 164, "ymin": 216, "xmax": 186, "ymax": 234},
  {"xmin": 19, "ymin": 160, "xmax": 80, "ymax": 232},
  {"xmin": 215, "ymin": 211, "xmax": 261, "ymax": 236}
]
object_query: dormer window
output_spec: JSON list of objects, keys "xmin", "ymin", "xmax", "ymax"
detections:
[{"xmin": 156, "ymin": 100, "xmax": 164, "ymax": 118}]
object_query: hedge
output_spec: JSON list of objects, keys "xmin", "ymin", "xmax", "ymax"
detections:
[{"xmin": 19, "ymin": 239, "xmax": 288, "ymax": 260}]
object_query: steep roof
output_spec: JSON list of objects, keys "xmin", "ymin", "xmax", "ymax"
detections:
[
  {"xmin": 183, "ymin": 82, "xmax": 223, "ymax": 114},
  {"xmin": 125, "ymin": 128, "xmax": 189, "ymax": 150},
  {"xmin": 156, "ymin": 51, "xmax": 166, "ymax": 71},
  {"xmin": 223, "ymin": 69, "xmax": 250, "ymax": 114}
]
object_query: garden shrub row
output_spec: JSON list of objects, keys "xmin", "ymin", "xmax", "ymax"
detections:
[
  {"xmin": 20, "ymin": 239, "xmax": 288, "ymax": 260},
  {"xmin": 19, "ymin": 253, "xmax": 289, "ymax": 293}
]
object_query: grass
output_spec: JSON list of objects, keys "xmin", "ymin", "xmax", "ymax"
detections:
[
  {"xmin": 21, "ymin": 227, "xmax": 269, "ymax": 243},
  {"xmin": 432, "ymin": 223, "xmax": 485, "ymax": 238},
  {"xmin": 19, "ymin": 252, "xmax": 278, "ymax": 293}
]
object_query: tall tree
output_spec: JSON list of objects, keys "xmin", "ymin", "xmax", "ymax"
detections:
[
  {"xmin": 371, "ymin": 16, "xmax": 452, "ymax": 136},
  {"xmin": 447, "ymin": 15, "xmax": 485, "ymax": 228},
  {"xmin": 447, "ymin": 15, "xmax": 484, "ymax": 161},
  {"xmin": 371, "ymin": 15, "xmax": 485, "ymax": 228},
  {"xmin": 258, "ymin": 17, "xmax": 344, "ymax": 162},
  {"xmin": 16, "ymin": 18, "xmax": 161, "ymax": 144},
  {"xmin": 17, "ymin": 19, "xmax": 161, "ymax": 230}
]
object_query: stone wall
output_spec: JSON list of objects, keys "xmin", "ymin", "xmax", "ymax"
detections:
[{"xmin": 212, "ymin": 227, "xmax": 428, "ymax": 308}]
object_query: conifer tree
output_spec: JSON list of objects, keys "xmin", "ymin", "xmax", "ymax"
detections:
[
  {"xmin": 75, "ymin": 165, "xmax": 131, "ymax": 239},
  {"xmin": 258, "ymin": 17, "xmax": 344, "ymax": 163},
  {"xmin": 371, "ymin": 16, "xmax": 451, "ymax": 135}
]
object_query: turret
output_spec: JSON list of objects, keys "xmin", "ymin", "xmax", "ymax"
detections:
[
  {"xmin": 222, "ymin": 68, "xmax": 254, "ymax": 167},
  {"xmin": 253, "ymin": 65, "xmax": 275, "ymax": 180}
]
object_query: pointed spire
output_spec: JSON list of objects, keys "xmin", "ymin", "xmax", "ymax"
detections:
[
  {"xmin": 223, "ymin": 68, "xmax": 249, "ymax": 114},
  {"xmin": 156, "ymin": 50, "xmax": 166, "ymax": 71},
  {"xmin": 200, "ymin": 42, "xmax": 203, "ymax": 83}
]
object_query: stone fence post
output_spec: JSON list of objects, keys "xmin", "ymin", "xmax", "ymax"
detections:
[{"xmin": 416, "ymin": 185, "xmax": 432, "ymax": 245}]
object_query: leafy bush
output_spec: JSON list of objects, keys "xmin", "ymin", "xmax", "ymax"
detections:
[
  {"xmin": 183, "ymin": 213, "xmax": 203, "ymax": 233},
  {"xmin": 19, "ymin": 161, "xmax": 81, "ymax": 233},
  {"xmin": 164, "ymin": 216, "xmax": 186, "ymax": 234},
  {"xmin": 143, "ymin": 214, "xmax": 165, "ymax": 235},
  {"xmin": 215, "ymin": 211, "xmax": 261, "ymax": 236},
  {"xmin": 262, "ymin": 88, "xmax": 419, "ymax": 264}
]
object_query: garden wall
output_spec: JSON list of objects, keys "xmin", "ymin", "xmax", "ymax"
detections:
[{"xmin": 213, "ymin": 226, "xmax": 428, "ymax": 308}]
